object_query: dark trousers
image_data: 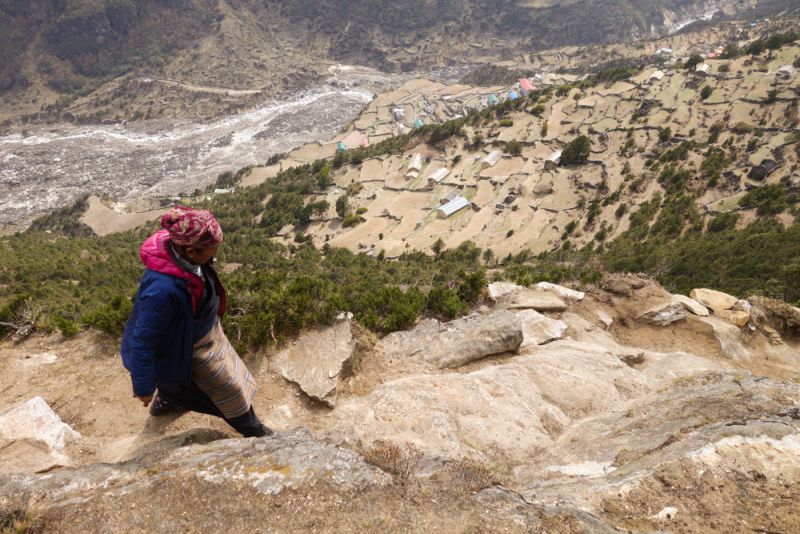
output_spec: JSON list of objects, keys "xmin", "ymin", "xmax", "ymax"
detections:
[{"xmin": 157, "ymin": 380, "xmax": 265, "ymax": 437}]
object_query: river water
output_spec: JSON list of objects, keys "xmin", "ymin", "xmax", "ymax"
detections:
[{"xmin": 0, "ymin": 67, "xmax": 399, "ymax": 229}]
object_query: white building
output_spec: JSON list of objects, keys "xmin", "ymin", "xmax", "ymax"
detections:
[
  {"xmin": 695, "ymin": 63, "xmax": 711, "ymax": 75},
  {"xmin": 481, "ymin": 150, "xmax": 503, "ymax": 169},
  {"xmin": 408, "ymin": 153, "xmax": 423, "ymax": 172},
  {"xmin": 427, "ymin": 168, "xmax": 450, "ymax": 187},
  {"xmin": 650, "ymin": 70, "xmax": 665, "ymax": 81},
  {"xmin": 544, "ymin": 149, "xmax": 563, "ymax": 170},
  {"xmin": 437, "ymin": 196, "xmax": 469, "ymax": 218}
]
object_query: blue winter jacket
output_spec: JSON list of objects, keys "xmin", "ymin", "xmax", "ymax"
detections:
[{"xmin": 121, "ymin": 269, "xmax": 195, "ymax": 397}]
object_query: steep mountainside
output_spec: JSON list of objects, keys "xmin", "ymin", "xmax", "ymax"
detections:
[{"xmin": 0, "ymin": 0, "xmax": 786, "ymax": 122}]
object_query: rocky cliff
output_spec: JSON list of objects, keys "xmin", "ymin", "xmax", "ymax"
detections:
[{"xmin": 1, "ymin": 276, "xmax": 799, "ymax": 532}]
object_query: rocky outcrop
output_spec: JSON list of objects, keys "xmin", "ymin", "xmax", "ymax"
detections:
[
  {"xmin": 749, "ymin": 296, "xmax": 800, "ymax": 335},
  {"xmin": 331, "ymin": 339, "xmax": 726, "ymax": 464},
  {"xmin": 274, "ymin": 313, "xmax": 356, "ymax": 406},
  {"xmin": 0, "ymin": 397, "xmax": 80, "ymax": 474},
  {"xmin": 381, "ymin": 311, "xmax": 523, "ymax": 368},
  {"xmin": 0, "ymin": 428, "xmax": 390, "ymax": 508}
]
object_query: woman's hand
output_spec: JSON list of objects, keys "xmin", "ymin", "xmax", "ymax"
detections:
[{"xmin": 135, "ymin": 394, "xmax": 154, "ymax": 407}]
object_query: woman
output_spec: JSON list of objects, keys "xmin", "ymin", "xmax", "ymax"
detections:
[{"xmin": 121, "ymin": 206, "xmax": 272, "ymax": 437}]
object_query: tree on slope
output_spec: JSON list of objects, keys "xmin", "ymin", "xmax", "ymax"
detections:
[{"xmin": 561, "ymin": 135, "xmax": 592, "ymax": 165}]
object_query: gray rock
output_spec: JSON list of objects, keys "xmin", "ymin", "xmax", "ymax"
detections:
[
  {"xmin": 637, "ymin": 302, "xmax": 686, "ymax": 326},
  {"xmin": 487, "ymin": 282, "xmax": 523, "ymax": 301},
  {"xmin": 382, "ymin": 310, "xmax": 523, "ymax": 368},
  {"xmin": 671, "ymin": 294, "xmax": 709, "ymax": 317},
  {"xmin": 0, "ymin": 428, "xmax": 391, "ymax": 508},
  {"xmin": 497, "ymin": 288, "xmax": 568, "ymax": 312},
  {"xmin": 0, "ymin": 396, "xmax": 80, "ymax": 474},
  {"xmin": 516, "ymin": 309, "xmax": 568, "ymax": 347},
  {"xmin": 274, "ymin": 313, "xmax": 356, "ymax": 406}
]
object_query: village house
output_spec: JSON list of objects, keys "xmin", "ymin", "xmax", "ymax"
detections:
[{"xmin": 437, "ymin": 196, "xmax": 469, "ymax": 218}]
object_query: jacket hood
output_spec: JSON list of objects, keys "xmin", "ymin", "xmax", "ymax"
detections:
[
  {"xmin": 139, "ymin": 230, "xmax": 204, "ymax": 314},
  {"xmin": 138, "ymin": 230, "xmax": 227, "ymax": 317}
]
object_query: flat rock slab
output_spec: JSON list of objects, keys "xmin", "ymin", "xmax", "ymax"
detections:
[
  {"xmin": 535, "ymin": 282, "xmax": 585, "ymax": 301},
  {"xmin": 517, "ymin": 310, "xmax": 568, "ymax": 347},
  {"xmin": 672, "ymin": 294, "xmax": 709, "ymax": 317},
  {"xmin": 0, "ymin": 396, "xmax": 80, "ymax": 474},
  {"xmin": 0, "ymin": 428, "xmax": 391, "ymax": 509},
  {"xmin": 381, "ymin": 310, "xmax": 523, "ymax": 368},
  {"xmin": 274, "ymin": 314, "xmax": 356, "ymax": 406},
  {"xmin": 497, "ymin": 288, "xmax": 568, "ymax": 312},
  {"xmin": 690, "ymin": 288, "xmax": 738, "ymax": 314}
]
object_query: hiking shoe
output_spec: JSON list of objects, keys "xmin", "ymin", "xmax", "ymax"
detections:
[{"xmin": 149, "ymin": 393, "xmax": 173, "ymax": 417}]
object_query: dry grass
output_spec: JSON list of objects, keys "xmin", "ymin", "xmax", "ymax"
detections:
[
  {"xmin": 0, "ymin": 509, "xmax": 42, "ymax": 534},
  {"xmin": 357, "ymin": 440, "xmax": 423, "ymax": 485},
  {"xmin": 436, "ymin": 458, "xmax": 497, "ymax": 497}
]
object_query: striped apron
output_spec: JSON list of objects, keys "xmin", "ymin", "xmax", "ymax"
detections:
[{"xmin": 192, "ymin": 321, "xmax": 257, "ymax": 419}]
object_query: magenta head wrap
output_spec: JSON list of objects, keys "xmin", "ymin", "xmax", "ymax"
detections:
[{"xmin": 160, "ymin": 206, "xmax": 223, "ymax": 248}]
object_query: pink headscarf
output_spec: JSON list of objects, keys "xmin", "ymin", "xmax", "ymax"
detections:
[{"xmin": 160, "ymin": 206, "xmax": 223, "ymax": 248}]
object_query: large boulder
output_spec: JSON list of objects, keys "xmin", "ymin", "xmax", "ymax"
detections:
[
  {"xmin": 690, "ymin": 288, "xmax": 738, "ymax": 314},
  {"xmin": 381, "ymin": 311, "xmax": 523, "ymax": 369},
  {"xmin": 517, "ymin": 310, "xmax": 568, "ymax": 347},
  {"xmin": 671, "ymin": 294, "xmax": 709, "ymax": 317},
  {"xmin": 0, "ymin": 397, "xmax": 81, "ymax": 474},
  {"xmin": 274, "ymin": 313, "xmax": 356, "ymax": 406}
]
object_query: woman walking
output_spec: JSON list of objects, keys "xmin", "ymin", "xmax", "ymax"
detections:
[{"xmin": 121, "ymin": 206, "xmax": 272, "ymax": 437}]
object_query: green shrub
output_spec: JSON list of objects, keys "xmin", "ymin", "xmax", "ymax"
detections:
[
  {"xmin": 54, "ymin": 316, "xmax": 80, "ymax": 338},
  {"xmin": 561, "ymin": 135, "xmax": 591, "ymax": 165},
  {"xmin": 499, "ymin": 118, "xmax": 514, "ymax": 127},
  {"xmin": 426, "ymin": 286, "xmax": 466, "ymax": 319},
  {"xmin": 335, "ymin": 194, "xmax": 349, "ymax": 218},
  {"xmin": 708, "ymin": 212, "xmax": 739, "ymax": 232},
  {"xmin": 700, "ymin": 85, "xmax": 713, "ymax": 100},
  {"xmin": 739, "ymin": 184, "xmax": 791, "ymax": 215},
  {"xmin": 504, "ymin": 140, "xmax": 522, "ymax": 155},
  {"xmin": 83, "ymin": 295, "xmax": 132, "ymax": 337},
  {"xmin": 342, "ymin": 213, "xmax": 363, "ymax": 227},
  {"xmin": 685, "ymin": 54, "xmax": 704, "ymax": 70}
]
